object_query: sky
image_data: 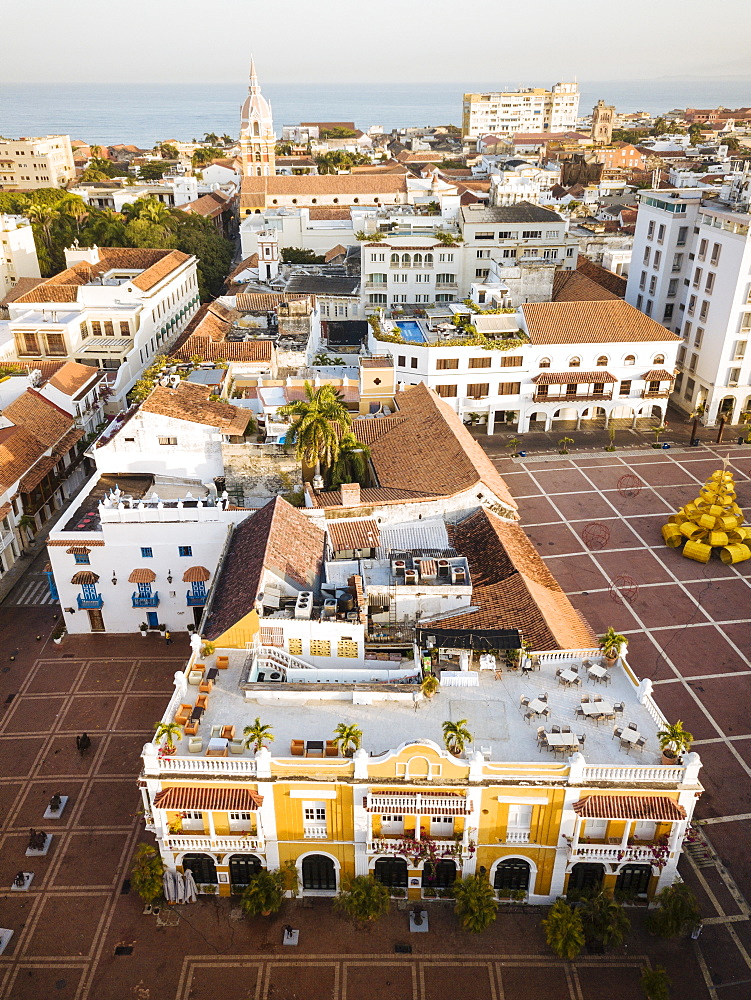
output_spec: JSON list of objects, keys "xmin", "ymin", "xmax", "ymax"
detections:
[{"xmin": 2, "ymin": 0, "xmax": 750, "ymax": 84}]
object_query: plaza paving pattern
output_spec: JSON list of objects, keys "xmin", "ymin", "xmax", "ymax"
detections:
[{"xmin": 0, "ymin": 444, "xmax": 750, "ymax": 998}]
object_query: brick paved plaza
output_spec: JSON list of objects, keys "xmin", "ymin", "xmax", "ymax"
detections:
[{"xmin": 0, "ymin": 444, "xmax": 749, "ymax": 999}]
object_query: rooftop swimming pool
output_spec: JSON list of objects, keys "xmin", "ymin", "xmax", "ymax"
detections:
[{"xmin": 395, "ymin": 321, "xmax": 426, "ymax": 343}]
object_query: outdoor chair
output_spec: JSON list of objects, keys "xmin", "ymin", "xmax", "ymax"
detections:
[
  {"xmin": 613, "ymin": 726, "xmax": 623, "ymax": 740},
  {"xmin": 613, "ymin": 702, "xmax": 624, "ymax": 714},
  {"xmin": 229, "ymin": 739, "xmax": 244, "ymax": 754},
  {"xmin": 199, "ymin": 677, "xmax": 213, "ymax": 694},
  {"xmin": 188, "ymin": 670, "xmax": 203, "ymax": 686},
  {"xmin": 619, "ymin": 738, "xmax": 632, "ymax": 753},
  {"xmin": 188, "ymin": 737, "xmax": 203, "ymax": 753},
  {"xmin": 210, "ymin": 725, "xmax": 223, "ymax": 738},
  {"xmin": 519, "ymin": 695, "xmax": 530, "ymax": 711},
  {"xmin": 540, "ymin": 692, "xmax": 548, "ymax": 702},
  {"xmin": 325, "ymin": 740, "xmax": 338, "ymax": 757},
  {"xmin": 175, "ymin": 703, "xmax": 192, "ymax": 726},
  {"xmin": 290, "ymin": 740, "xmax": 305, "ymax": 756},
  {"xmin": 480, "ymin": 744, "xmax": 492, "ymax": 759},
  {"xmin": 578, "ymin": 733, "xmax": 586, "ymax": 746},
  {"xmin": 216, "ymin": 656, "xmax": 229, "ymax": 669},
  {"xmin": 536, "ymin": 726, "xmax": 546, "ymax": 743},
  {"xmin": 561, "ymin": 725, "xmax": 571, "ymax": 733},
  {"xmin": 184, "ymin": 720, "xmax": 198, "ymax": 736},
  {"xmin": 602, "ymin": 671, "xmax": 611, "ymax": 685},
  {"xmin": 196, "ymin": 694, "xmax": 209, "ymax": 711},
  {"xmin": 551, "ymin": 725, "xmax": 561, "ymax": 734},
  {"xmin": 555, "ymin": 668, "xmax": 562, "ymax": 678},
  {"xmin": 220, "ymin": 725, "xmax": 235, "ymax": 740},
  {"xmin": 627, "ymin": 721, "xmax": 638, "ymax": 730},
  {"xmin": 594, "ymin": 694, "xmax": 603, "ymax": 702},
  {"xmin": 581, "ymin": 694, "xmax": 590, "ymax": 703},
  {"xmin": 635, "ymin": 737, "xmax": 647, "ymax": 752},
  {"xmin": 523, "ymin": 711, "xmax": 535, "ymax": 725},
  {"xmin": 575, "ymin": 705, "xmax": 585, "ymax": 718},
  {"xmin": 541, "ymin": 706, "xmax": 551, "ymax": 719}
]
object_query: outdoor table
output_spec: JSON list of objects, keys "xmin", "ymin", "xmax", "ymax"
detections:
[
  {"xmin": 559, "ymin": 669, "xmax": 579, "ymax": 685},
  {"xmin": 190, "ymin": 705, "xmax": 205, "ymax": 723},
  {"xmin": 206, "ymin": 667, "xmax": 219, "ymax": 682},
  {"xmin": 306, "ymin": 740, "xmax": 324, "ymax": 757},
  {"xmin": 620, "ymin": 727, "xmax": 641, "ymax": 745},
  {"xmin": 588, "ymin": 664, "xmax": 608, "ymax": 681},
  {"xmin": 545, "ymin": 732, "xmax": 580, "ymax": 750},
  {"xmin": 581, "ymin": 700, "xmax": 613, "ymax": 718},
  {"xmin": 440, "ymin": 672, "xmax": 479, "ymax": 687},
  {"xmin": 528, "ymin": 697, "xmax": 548, "ymax": 715},
  {"xmin": 206, "ymin": 737, "xmax": 228, "ymax": 756}
]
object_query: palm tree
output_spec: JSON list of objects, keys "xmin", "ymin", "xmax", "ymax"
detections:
[
  {"xmin": 452, "ymin": 875, "xmax": 497, "ymax": 933},
  {"xmin": 130, "ymin": 842, "xmax": 165, "ymax": 905},
  {"xmin": 641, "ymin": 965, "xmax": 671, "ymax": 1000},
  {"xmin": 85, "ymin": 209, "xmax": 127, "ymax": 247},
  {"xmin": 580, "ymin": 891, "xmax": 631, "ymax": 952},
  {"xmin": 58, "ymin": 194, "xmax": 89, "ymax": 235},
  {"xmin": 278, "ymin": 382, "xmax": 351, "ymax": 481},
  {"xmin": 442, "ymin": 719, "xmax": 472, "ymax": 756},
  {"xmin": 648, "ymin": 881, "xmax": 701, "ymax": 938},
  {"xmin": 543, "ymin": 898, "xmax": 585, "ymax": 959},
  {"xmin": 153, "ymin": 721, "xmax": 182, "ymax": 751},
  {"xmin": 240, "ymin": 868, "xmax": 286, "ymax": 917},
  {"xmin": 243, "ymin": 717, "xmax": 274, "ymax": 753},
  {"xmin": 26, "ymin": 204, "xmax": 59, "ymax": 251},
  {"xmin": 328, "ymin": 432, "xmax": 371, "ymax": 488},
  {"xmin": 334, "ymin": 874, "xmax": 391, "ymax": 926},
  {"xmin": 656, "ymin": 720, "xmax": 694, "ymax": 762},
  {"xmin": 332, "ymin": 723, "xmax": 362, "ymax": 758},
  {"xmin": 558, "ymin": 436, "xmax": 575, "ymax": 455}
]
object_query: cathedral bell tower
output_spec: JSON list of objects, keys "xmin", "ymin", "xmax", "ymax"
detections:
[{"xmin": 239, "ymin": 55, "xmax": 276, "ymax": 177}]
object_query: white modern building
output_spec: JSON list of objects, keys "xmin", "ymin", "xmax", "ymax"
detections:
[
  {"xmin": 0, "ymin": 215, "xmax": 41, "ymax": 299},
  {"xmin": 367, "ymin": 299, "xmax": 679, "ymax": 434},
  {"xmin": 0, "ymin": 135, "xmax": 75, "ymax": 190},
  {"xmin": 462, "ymin": 84, "xmax": 580, "ymax": 140},
  {"xmin": 625, "ymin": 187, "xmax": 751, "ymax": 423},
  {"xmin": 1, "ymin": 245, "xmax": 200, "ymax": 409}
]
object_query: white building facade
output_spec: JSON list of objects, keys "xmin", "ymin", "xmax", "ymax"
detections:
[
  {"xmin": 0, "ymin": 135, "xmax": 75, "ymax": 190},
  {"xmin": 625, "ymin": 187, "xmax": 751, "ymax": 424},
  {"xmin": 462, "ymin": 84, "xmax": 580, "ymax": 140},
  {"xmin": 0, "ymin": 215, "xmax": 41, "ymax": 299}
]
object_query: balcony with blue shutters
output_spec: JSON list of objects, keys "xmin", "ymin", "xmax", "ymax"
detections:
[
  {"xmin": 184, "ymin": 568, "xmax": 210, "ymax": 607},
  {"xmin": 130, "ymin": 568, "xmax": 159, "ymax": 607}
]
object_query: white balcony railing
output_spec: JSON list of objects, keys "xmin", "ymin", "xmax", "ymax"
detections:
[
  {"xmin": 580, "ymin": 764, "xmax": 683, "ymax": 783},
  {"xmin": 367, "ymin": 835, "xmax": 473, "ymax": 858},
  {"xmin": 163, "ymin": 834, "xmax": 265, "ymax": 853},
  {"xmin": 304, "ymin": 824, "xmax": 328, "ymax": 839},
  {"xmin": 504, "ymin": 830, "xmax": 531, "ymax": 844},
  {"xmin": 156, "ymin": 756, "xmax": 258, "ymax": 776},
  {"xmin": 366, "ymin": 793, "xmax": 471, "ymax": 816},
  {"xmin": 570, "ymin": 843, "xmax": 661, "ymax": 863}
]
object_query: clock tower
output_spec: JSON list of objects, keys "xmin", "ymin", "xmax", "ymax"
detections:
[{"xmin": 239, "ymin": 56, "xmax": 276, "ymax": 177}]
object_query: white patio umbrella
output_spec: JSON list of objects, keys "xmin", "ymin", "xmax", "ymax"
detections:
[
  {"xmin": 174, "ymin": 869, "xmax": 186, "ymax": 904},
  {"xmin": 162, "ymin": 869, "xmax": 177, "ymax": 903},
  {"xmin": 183, "ymin": 868, "xmax": 198, "ymax": 903}
]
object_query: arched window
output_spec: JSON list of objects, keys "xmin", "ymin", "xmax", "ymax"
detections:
[
  {"xmin": 569, "ymin": 356, "xmax": 581, "ymax": 368},
  {"xmin": 568, "ymin": 863, "xmax": 605, "ymax": 895},
  {"xmin": 401, "ymin": 253, "xmax": 411, "ymax": 266},
  {"xmin": 182, "ymin": 853, "xmax": 217, "ymax": 885},
  {"xmin": 653, "ymin": 354, "xmax": 665, "ymax": 364},
  {"xmin": 255, "ymin": 152, "xmax": 261, "ymax": 162},
  {"xmin": 493, "ymin": 859, "xmax": 531, "ymax": 892},
  {"xmin": 373, "ymin": 858, "xmax": 408, "ymax": 888},
  {"xmin": 390, "ymin": 253, "xmax": 399, "ymax": 265},
  {"xmin": 256, "ymin": 168, "xmax": 261, "ymax": 176},
  {"xmin": 422, "ymin": 859, "xmax": 456, "ymax": 889},
  {"xmin": 253, "ymin": 122, "xmax": 260, "ymax": 136},
  {"xmin": 413, "ymin": 253, "xmax": 423, "ymax": 265},
  {"xmin": 624, "ymin": 355, "xmax": 636, "ymax": 366},
  {"xmin": 425, "ymin": 253, "xmax": 433, "ymax": 265},
  {"xmin": 539, "ymin": 357, "xmax": 551, "ymax": 368},
  {"xmin": 615, "ymin": 863, "xmax": 652, "ymax": 896},
  {"xmin": 596, "ymin": 355, "xmax": 608, "ymax": 366},
  {"xmin": 228, "ymin": 854, "xmax": 262, "ymax": 888},
  {"xmin": 301, "ymin": 854, "xmax": 336, "ymax": 891}
]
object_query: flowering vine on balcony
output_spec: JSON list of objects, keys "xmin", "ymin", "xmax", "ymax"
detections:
[
  {"xmin": 371, "ymin": 834, "xmax": 475, "ymax": 867},
  {"xmin": 617, "ymin": 833, "xmax": 672, "ymax": 869}
]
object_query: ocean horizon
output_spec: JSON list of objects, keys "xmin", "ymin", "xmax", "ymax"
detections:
[{"xmin": 1, "ymin": 79, "xmax": 750, "ymax": 148}]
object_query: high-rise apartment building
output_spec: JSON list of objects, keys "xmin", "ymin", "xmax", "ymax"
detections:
[
  {"xmin": 0, "ymin": 215, "xmax": 41, "ymax": 299},
  {"xmin": 0, "ymin": 135, "xmax": 75, "ymax": 190},
  {"xmin": 462, "ymin": 83, "xmax": 580, "ymax": 140},
  {"xmin": 625, "ymin": 187, "xmax": 751, "ymax": 425}
]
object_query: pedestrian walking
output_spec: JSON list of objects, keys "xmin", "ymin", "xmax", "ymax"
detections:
[
  {"xmin": 76, "ymin": 733, "xmax": 91, "ymax": 756},
  {"xmin": 164, "ymin": 630, "xmax": 172, "ymax": 645}
]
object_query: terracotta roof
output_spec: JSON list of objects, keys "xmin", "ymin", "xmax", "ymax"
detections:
[
  {"xmin": 131, "ymin": 249, "xmax": 192, "ymax": 291},
  {"xmin": 1, "ymin": 389, "xmax": 77, "ymax": 493},
  {"xmin": 170, "ymin": 300, "xmax": 240, "ymax": 353},
  {"xmin": 236, "ymin": 292, "xmax": 311, "ymax": 312},
  {"xmin": 183, "ymin": 565, "xmax": 211, "ymax": 582},
  {"xmin": 307, "ymin": 207, "xmax": 352, "ymax": 220},
  {"xmin": 324, "ymin": 244, "xmax": 348, "ymax": 262},
  {"xmin": 0, "ymin": 277, "xmax": 45, "ymax": 305},
  {"xmin": 175, "ymin": 192, "xmax": 232, "ymax": 219},
  {"xmin": 521, "ymin": 301, "xmax": 680, "ymax": 345},
  {"xmin": 643, "ymin": 369, "xmax": 675, "ymax": 381},
  {"xmin": 0, "ymin": 501, "xmax": 12, "ymax": 520},
  {"xmin": 532, "ymin": 371, "xmax": 617, "ymax": 384},
  {"xmin": 48, "ymin": 538, "xmax": 105, "ymax": 546},
  {"xmin": 0, "ymin": 360, "xmax": 67, "ymax": 383},
  {"xmin": 65, "ymin": 545, "xmax": 91, "ymax": 554},
  {"xmin": 170, "ymin": 337, "xmax": 274, "ymax": 365},
  {"xmin": 47, "ymin": 360, "xmax": 101, "ymax": 395},
  {"xmin": 128, "ymin": 568, "xmax": 156, "ymax": 583},
  {"xmin": 227, "ymin": 255, "xmax": 260, "ymax": 281},
  {"xmin": 153, "ymin": 786, "xmax": 263, "ymax": 811},
  {"xmin": 360, "ymin": 356, "xmax": 393, "ymax": 369},
  {"xmin": 573, "ymin": 795, "xmax": 686, "ymax": 821},
  {"xmin": 19, "ymin": 426, "xmax": 84, "ymax": 492},
  {"xmin": 4, "ymin": 389, "xmax": 72, "ymax": 447},
  {"xmin": 203, "ymin": 496, "xmax": 326, "ymax": 642},
  {"xmin": 552, "ymin": 269, "xmax": 620, "ymax": 303},
  {"xmin": 140, "ymin": 381, "xmax": 249, "ymax": 435},
  {"xmin": 240, "ymin": 173, "xmax": 408, "ymax": 206},
  {"xmin": 576, "ymin": 256, "xmax": 628, "ymax": 297},
  {"xmin": 308, "ymin": 485, "xmax": 430, "ymax": 508},
  {"xmin": 327, "ymin": 519, "xmax": 380, "ymax": 551},
  {"xmin": 71, "ymin": 570, "xmax": 99, "ymax": 584},
  {"xmin": 431, "ymin": 508, "xmax": 597, "ymax": 651}
]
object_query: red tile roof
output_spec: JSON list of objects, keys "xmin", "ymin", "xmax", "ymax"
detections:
[
  {"xmin": 576, "ymin": 256, "xmax": 628, "ymax": 297},
  {"xmin": 521, "ymin": 300, "xmax": 680, "ymax": 345},
  {"xmin": 47, "ymin": 360, "xmax": 102, "ymax": 395},
  {"xmin": 573, "ymin": 795, "xmax": 686, "ymax": 820},
  {"xmin": 532, "ymin": 371, "xmax": 617, "ymax": 384},
  {"xmin": 552, "ymin": 269, "xmax": 620, "ymax": 303},
  {"xmin": 140, "ymin": 381, "xmax": 249, "ymax": 435},
  {"xmin": 154, "ymin": 786, "xmax": 263, "ymax": 811},
  {"xmin": 327, "ymin": 519, "xmax": 380, "ymax": 551}
]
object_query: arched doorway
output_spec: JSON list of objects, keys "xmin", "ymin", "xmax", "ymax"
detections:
[
  {"xmin": 228, "ymin": 854, "xmax": 262, "ymax": 889},
  {"xmin": 422, "ymin": 859, "xmax": 457, "ymax": 889},
  {"xmin": 182, "ymin": 853, "xmax": 217, "ymax": 885},
  {"xmin": 493, "ymin": 858, "xmax": 531, "ymax": 893},
  {"xmin": 301, "ymin": 854, "xmax": 337, "ymax": 891},
  {"xmin": 615, "ymin": 863, "xmax": 652, "ymax": 897},
  {"xmin": 568, "ymin": 862, "xmax": 605, "ymax": 895},
  {"xmin": 373, "ymin": 858, "xmax": 408, "ymax": 889}
]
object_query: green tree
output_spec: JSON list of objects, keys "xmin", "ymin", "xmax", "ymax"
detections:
[
  {"xmin": 157, "ymin": 143, "xmax": 179, "ymax": 159},
  {"xmin": 656, "ymin": 720, "xmax": 694, "ymax": 760},
  {"xmin": 688, "ymin": 124, "xmax": 704, "ymax": 145},
  {"xmin": 648, "ymin": 881, "xmax": 701, "ymax": 938},
  {"xmin": 543, "ymin": 898, "xmax": 585, "ymax": 959},
  {"xmin": 173, "ymin": 213, "xmax": 233, "ymax": 299},
  {"xmin": 138, "ymin": 160, "xmax": 170, "ymax": 181},
  {"xmin": 580, "ymin": 891, "xmax": 631, "ymax": 952},
  {"xmin": 83, "ymin": 208, "xmax": 128, "ymax": 248},
  {"xmin": 243, "ymin": 717, "xmax": 274, "ymax": 753},
  {"xmin": 192, "ymin": 146, "xmax": 224, "ymax": 167},
  {"xmin": 57, "ymin": 193, "xmax": 90, "ymax": 234},
  {"xmin": 334, "ymin": 874, "xmax": 391, "ymax": 926},
  {"xmin": 332, "ymin": 723, "xmax": 363, "ymax": 757},
  {"xmin": 641, "ymin": 966, "xmax": 671, "ymax": 1000},
  {"xmin": 154, "ymin": 721, "xmax": 182, "ymax": 751},
  {"xmin": 278, "ymin": 381, "xmax": 352, "ymax": 480},
  {"xmin": 130, "ymin": 842, "xmax": 165, "ymax": 905},
  {"xmin": 281, "ymin": 246, "xmax": 325, "ymax": 264},
  {"xmin": 452, "ymin": 875, "xmax": 497, "ymax": 933},
  {"xmin": 652, "ymin": 118, "xmax": 669, "ymax": 136},
  {"xmin": 241, "ymin": 868, "xmax": 287, "ymax": 916},
  {"xmin": 328, "ymin": 432, "xmax": 371, "ymax": 488},
  {"xmin": 442, "ymin": 718, "xmax": 472, "ymax": 756}
]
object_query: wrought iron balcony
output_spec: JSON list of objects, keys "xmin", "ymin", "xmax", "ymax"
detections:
[
  {"xmin": 186, "ymin": 591, "xmax": 206, "ymax": 607},
  {"xmin": 77, "ymin": 594, "xmax": 104, "ymax": 610},
  {"xmin": 132, "ymin": 591, "xmax": 159, "ymax": 608}
]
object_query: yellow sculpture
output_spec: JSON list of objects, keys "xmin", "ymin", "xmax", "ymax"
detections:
[{"xmin": 662, "ymin": 470, "xmax": 750, "ymax": 564}]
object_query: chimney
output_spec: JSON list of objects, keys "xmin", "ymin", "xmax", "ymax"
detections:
[{"xmin": 339, "ymin": 482, "xmax": 360, "ymax": 507}]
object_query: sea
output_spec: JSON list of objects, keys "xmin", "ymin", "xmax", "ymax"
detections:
[{"xmin": 1, "ymin": 79, "xmax": 750, "ymax": 148}]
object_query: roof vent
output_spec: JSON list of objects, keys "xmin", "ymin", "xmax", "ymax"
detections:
[{"xmin": 294, "ymin": 591, "xmax": 313, "ymax": 619}]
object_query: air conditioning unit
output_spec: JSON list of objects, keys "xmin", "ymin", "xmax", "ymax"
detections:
[
  {"xmin": 438, "ymin": 559, "xmax": 451, "ymax": 578},
  {"xmin": 322, "ymin": 598, "xmax": 338, "ymax": 618},
  {"xmin": 391, "ymin": 558, "xmax": 406, "ymax": 576},
  {"xmin": 404, "ymin": 569, "xmax": 419, "ymax": 585},
  {"xmin": 451, "ymin": 567, "xmax": 467, "ymax": 584},
  {"xmin": 294, "ymin": 591, "xmax": 313, "ymax": 619}
]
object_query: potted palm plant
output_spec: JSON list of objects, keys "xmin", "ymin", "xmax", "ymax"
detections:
[
  {"xmin": 452, "ymin": 874, "xmax": 497, "ymax": 933},
  {"xmin": 154, "ymin": 721, "xmax": 182, "ymax": 756},
  {"xmin": 334, "ymin": 874, "xmax": 391, "ymax": 927},
  {"xmin": 421, "ymin": 674, "xmax": 440, "ymax": 700},
  {"xmin": 600, "ymin": 627, "xmax": 627, "ymax": 663},
  {"xmin": 332, "ymin": 722, "xmax": 363, "ymax": 758},
  {"xmin": 130, "ymin": 842, "xmax": 165, "ymax": 908},
  {"xmin": 243, "ymin": 718, "xmax": 275, "ymax": 753},
  {"xmin": 442, "ymin": 718, "xmax": 472, "ymax": 757},
  {"xmin": 657, "ymin": 720, "xmax": 693, "ymax": 765},
  {"xmin": 240, "ymin": 868, "xmax": 286, "ymax": 917}
]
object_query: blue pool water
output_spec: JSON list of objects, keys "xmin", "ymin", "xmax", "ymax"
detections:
[{"xmin": 396, "ymin": 321, "xmax": 426, "ymax": 343}]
